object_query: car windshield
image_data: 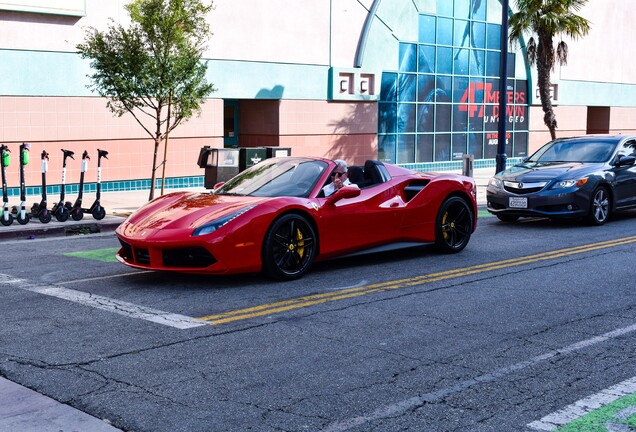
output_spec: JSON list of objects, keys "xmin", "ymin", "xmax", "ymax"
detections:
[
  {"xmin": 527, "ymin": 140, "xmax": 617, "ymax": 163},
  {"xmin": 215, "ymin": 158, "xmax": 328, "ymax": 197}
]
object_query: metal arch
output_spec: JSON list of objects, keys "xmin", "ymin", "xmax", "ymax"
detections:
[{"xmin": 354, "ymin": 0, "xmax": 383, "ymax": 68}]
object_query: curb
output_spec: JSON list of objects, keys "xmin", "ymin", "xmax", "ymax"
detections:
[{"xmin": 0, "ymin": 217, "xmax": 124, "ymax": 240}]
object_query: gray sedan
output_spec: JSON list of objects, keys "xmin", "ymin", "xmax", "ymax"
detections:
[{"xmin": 487, "ymin": 135, "xmax": 636, "ymax": 225}]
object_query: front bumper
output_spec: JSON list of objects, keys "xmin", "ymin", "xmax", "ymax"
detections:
[{"xmin": 486, "ymin": 186, "xmax": 591, "ymax": 219}]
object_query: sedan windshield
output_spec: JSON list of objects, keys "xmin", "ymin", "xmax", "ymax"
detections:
[
  {"xmin": 215, "ymin": 158, "xmax": 328, "ymax": 197},
  {"xmin": 527, "ymin": 140, "xmax": 617, "ymax": 163}
]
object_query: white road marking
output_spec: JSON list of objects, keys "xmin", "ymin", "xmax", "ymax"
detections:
[
  {"xmin": 527, "ymin": 376, "xmax": 636, "ymax": 431},
  {"xmin": 321, "ymin": 323, "xmax": 636, "ymax": 432},
  {"xmin": 0, "ymin": 273, "xmax": 206, "ymax": 329},
  {"xmin": 57, "ymin": 271, "xmax": 153, "ymax": 285}
]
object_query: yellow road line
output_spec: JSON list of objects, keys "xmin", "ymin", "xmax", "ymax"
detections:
[{"xmin": 199, "ymin": 236, "xmax": 636, "ymax": 325}]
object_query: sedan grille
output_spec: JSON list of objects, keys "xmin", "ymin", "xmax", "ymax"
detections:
[{"xmin": 503, "ymin": 181, "xmax": 548, "ymax": 195}]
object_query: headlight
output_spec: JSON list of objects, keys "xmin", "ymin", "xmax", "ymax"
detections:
[
  {"xmin": 552, "ymin": 178, "xmax": 588, "ymax": 189},
  {"xmin": 488, "ymin": 178, "xmax": 502, "ymax": 189},
  {"xmin": 192, "ymin": 206, "xmax": 254, "ymax": 237}
]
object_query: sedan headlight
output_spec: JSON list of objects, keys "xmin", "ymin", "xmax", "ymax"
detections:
[
  {"xmin": 488, "ymin": 177, "xmax": 502, "ymax": 189},
  {"xmin": 192, "ymin": 206, "xmax": 254, "ymax": 237},
  {"xmin": 552, "ymin": 178, "xmax": 588, "ymax": 189}
]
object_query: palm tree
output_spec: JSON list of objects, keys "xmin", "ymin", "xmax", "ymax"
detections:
[{"xmin": 509, "ymin": 0, "xmax": 590, "ymax": 140}]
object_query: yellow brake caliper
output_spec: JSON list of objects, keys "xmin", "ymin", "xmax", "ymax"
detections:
[
  {"xmin": 442, "ymin": 211, "xmax": 456, "ymax": 240},
  {"xmin": 296, "ymin": 228, "xmax": 305, "ymax": 258}
]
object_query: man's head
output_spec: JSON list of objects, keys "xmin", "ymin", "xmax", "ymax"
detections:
[{"xmin": 332, "ymin": 159, "xmax": 348, "ymax": 181}]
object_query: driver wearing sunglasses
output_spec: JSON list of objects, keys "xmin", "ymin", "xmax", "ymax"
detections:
[{"xmin": 322, "ymin": 159, "xmax": 351, "ymax": 197}]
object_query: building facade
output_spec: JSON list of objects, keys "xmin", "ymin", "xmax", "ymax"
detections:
[{"xmin": 1, "ymin": 0, "xmax": 635, "ymax": 195}]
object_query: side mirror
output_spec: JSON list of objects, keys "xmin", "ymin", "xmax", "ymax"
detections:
[
  {"xmin": 617, "ymin": 155, "xmax": 636, "ymax": 167},
  {"xmin": 325, "ymin": 185, "xmax": 361, "ymax": 205},
  {"xmin": 213, "ymin": 181, "xmax": 225, "ymax": 190}
]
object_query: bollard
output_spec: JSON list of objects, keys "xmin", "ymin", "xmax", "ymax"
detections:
[{"xmin": 462, "ymin": 154, "xmax": 474, "ymax": 177}]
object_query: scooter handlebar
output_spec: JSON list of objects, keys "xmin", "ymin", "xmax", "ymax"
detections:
[
  {"xmin": 82, "ymin": 150, "xmax": 90, "ymax": 160},
  {"xmin": 62, "ymin": 149, "xmax": 75, "ymax": 160},
  {"xmin": 98, "ymin": 149, "xmax": 109, "ymax": 159}
]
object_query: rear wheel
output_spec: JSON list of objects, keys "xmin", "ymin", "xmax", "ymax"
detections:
[
  {"xmin": 586, "ymin": 186, "xmax": 610, "ymax": 225},
  {"xmin": 434, "ymin": 196, "xmax": 473, "ymax": 253},
  {"xmin": 496, "ymin": 214, "xmax": 519, "ymax": 223},
  {"xmin": 262, "ymin": 214, "xmax": 316, "ymax": 280}
]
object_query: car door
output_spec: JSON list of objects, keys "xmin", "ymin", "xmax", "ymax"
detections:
[
  {"xmin": 315, "ymin": 184, "xmax": 400, "ymax": 257},
  {"xmin": 612, "ymin": 139, "xmax": 636, "ymax": 208}
]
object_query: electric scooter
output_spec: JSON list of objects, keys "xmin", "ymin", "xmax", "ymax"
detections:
[
  {"xmin": 0, "ymin": 144, "xmax": 12, "ymax": 226},
  {"xmin": 67, "ymin": 150, "xmax": 90, "ymax": 221},
  {"xmin": 30, "ymin": 150, "xmax": 52, "ymax": 223},
  {"xmin": 12, "ymin": 142, "xmax": 31, "ymax": 225},
  {"xmin": 87, "ymin": 149, "xmax": 108, "ymax": 220},
  {"xmin": 51, "ymin": 149, "xmax": 73, "ymax": 222}
]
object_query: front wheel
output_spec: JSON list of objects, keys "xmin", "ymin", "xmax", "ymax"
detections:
[
  {"xmin": 434, "ymin": 196, "xmax": 473, "ymax": 253},
  {"xmin": 38, "ymin": 209, "xmax": 52, "ymax": 224},
  {"xmin": 71, "ymin": 207, "xmax": 84, "ymax": 221},
  {"xmin": 92, "ymin": 206, "xmax": 106, "ymax": 220},
  {"xmin": 16, "ymin": 212, "xmax": 30, "ymax": 225},
  {"xmin": 586, "ymin": 186, "xmax": 610, "ymax": 225},
  {"xmin": 262, "ymin": 214, "xmax": 317, "ymax": 280},
  {"xmin": 54, "ymin": 206, "xmax": 69, "ymax": 222},
  {"xmin": 0, "ymin": 211, "xmax": 13, "ymax": 226}
]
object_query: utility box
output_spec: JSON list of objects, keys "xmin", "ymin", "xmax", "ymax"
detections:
[
  {"xmin": 462, "ymin": 154, "xmax": 474, "ymax": 177},
  {"xmin": 197, "ymin": 146, "xmax": 240, "ymax": 188},
  {"xmin": 239, "ymin": 147, "xmax": 267, "ymax": 171},
  {"xmin": 265, "ymin": 147, "xmax": 291, "ymax": 158}
]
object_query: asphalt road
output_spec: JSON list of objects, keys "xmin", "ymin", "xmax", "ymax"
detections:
[{"xmin": 2, "ymin": 211, "xmax": 636, "ymax": 431}]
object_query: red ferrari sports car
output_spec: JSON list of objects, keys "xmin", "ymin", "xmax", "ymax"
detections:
[{"xmin": 115, "ymin": 157, "xmax": 477, "ymax": 279}]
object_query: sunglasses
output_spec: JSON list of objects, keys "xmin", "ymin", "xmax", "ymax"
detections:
[{"xmin": 331, "ymin": 171, "xmax": 345, "ymax": 178}]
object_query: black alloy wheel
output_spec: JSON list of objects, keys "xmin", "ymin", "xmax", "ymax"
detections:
[
  {"xmin": 434, "ymin": 196, "xmax": 473, "ymax": 253},
  {"xmin": 586, "ymin": 186, "xmax": 610, "ymax": 226},
  {"xmin": 262, "ymin": 214, "xmax": 317, "ymax": 280}
]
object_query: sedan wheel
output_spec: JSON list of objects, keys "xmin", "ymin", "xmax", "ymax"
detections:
[
  {"xmin": 262, "ymin": 214, "xmax": 316, "ymax": 280},
  {"xmin": 586, "ymin": 187, "xmax": 610, "ymax": 225},
  {"xmin": 434, "ymin": 196, "xmax": 473, "ymax": 253}
]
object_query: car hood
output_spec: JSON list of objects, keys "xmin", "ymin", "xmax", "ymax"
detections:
[
  {"xmin": 499, "ymin": 162, "xmax": 602, "ymax": 182},
  {"xmin": 120, "ymin": 191, "xmax": 268, "ymax": 234}
]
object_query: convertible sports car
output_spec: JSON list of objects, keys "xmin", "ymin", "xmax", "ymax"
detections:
[{"xmin": 116, "ymin": 157, "xmax": 477, "ymax": 279}]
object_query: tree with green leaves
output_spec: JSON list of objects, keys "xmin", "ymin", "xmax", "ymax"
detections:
[
  {"xmin": 509, "ymin": 0, "xmax": 590, "ymax": 140},
  {"xmin": 77, "ymin": 0, "xmax": 215, "ymax": 200}
]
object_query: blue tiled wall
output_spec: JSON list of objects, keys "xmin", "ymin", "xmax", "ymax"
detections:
[{"xmin": 5, "ymin": 175, "xmax": 205, "ymax": 198}]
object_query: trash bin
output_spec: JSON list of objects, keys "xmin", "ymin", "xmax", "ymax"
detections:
[
  {"xmin": 265, "ymin": 147, "xmax": 291, "ymax": 158},
  {"xmin": 239, "ymin": 147, "xmax": 267, "ymax": 171},
  {"xmin": 197, "ymin": 146, "xmax": 240, "ymax": 188}
]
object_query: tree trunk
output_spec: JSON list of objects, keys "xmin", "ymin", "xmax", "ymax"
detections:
[
  {"xmin": 537, "ymin": 35, "xmax": 557, "ymax": 140},
  {"xmin": 149, "ymin": 137, "xmax": 161, "ymax": 201}
]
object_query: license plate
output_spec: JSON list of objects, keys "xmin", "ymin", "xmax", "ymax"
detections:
[{"xmin": 509, "ymin": 197, "xmax": 527, "ymax": 209}]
